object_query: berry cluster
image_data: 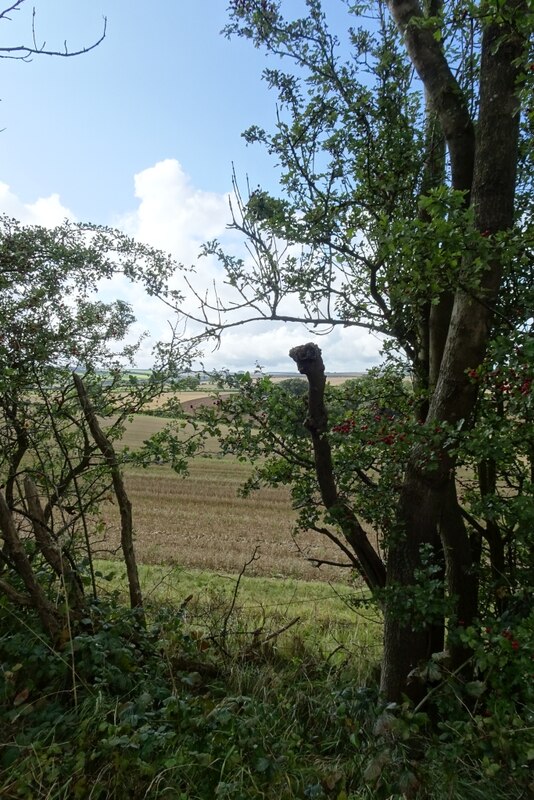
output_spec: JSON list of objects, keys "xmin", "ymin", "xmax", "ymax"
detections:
[
  {"xmin": 332, "ymin": 414, "xmax": 407, "ymax": 447},
  {"xmin": 467, "ymin": 366, "xmax": 532, "ymax": 397},
  {"xmin": 331, "ymin": 418, "xmax": 356, "ymax": 434},
  {"xmin": 501, "ymin": 628, "xmax": 520, "ymax": 651}
]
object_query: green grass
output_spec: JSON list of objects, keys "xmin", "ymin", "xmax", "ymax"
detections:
[{"xmin": 94, "ymin": 560, "xmax": 382, "ymax": 674}]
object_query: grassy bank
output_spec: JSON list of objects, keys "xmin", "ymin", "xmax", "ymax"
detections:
[
  {"xmin": 94, "ymin": 560, "xmax": 382, "ymax": 673},
  {"xmin": 3, "ymin": 576, "xmax": 530, "ymax": 800}
]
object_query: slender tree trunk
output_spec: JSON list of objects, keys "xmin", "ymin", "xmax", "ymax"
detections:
[
  {"xmin": 418, "ymin": 0, "xmax": 466, "ymax": 397},
  {"xmin": 24, "ymin": 476, "xmax": 87, "ymax": 615},
  {"xmin": 439, "ymin": 479, "xmax": 479, "ymax": 670},
  {"xmin": 416, "ymin": 96, "xmax": 446, "ymax": 415},
  {"xmin": 0, "ymin": 490, "xmax": 61, "ymax": 640},
  {"xmin": 73, "ymin": 374, "xmax": 145, "ymax": 623}
]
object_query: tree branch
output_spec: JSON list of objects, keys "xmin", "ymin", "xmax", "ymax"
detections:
[
  {"xmin": 0, "ymin": 3, "xmax": 107, "ymax": 61},
  {"xmin": 289, "ymin": 342, "xmax": 386, "ymax": 590},
  {"xmin": 0, "ymin": 577, "xmax": 31, "ymax": 606},
  {"xmin": 387, "ymin": 0, "xmax": 475, "ymax": 195}
]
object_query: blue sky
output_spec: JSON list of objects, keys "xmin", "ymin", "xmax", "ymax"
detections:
[{"xmin": 0, "ymin": 0, "xmax": 384, "ymax": 371}]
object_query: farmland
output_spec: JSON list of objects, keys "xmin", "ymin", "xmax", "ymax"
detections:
[{"xmin": 101, "ymin": 398, "xmax": 351, "ymax": 582}]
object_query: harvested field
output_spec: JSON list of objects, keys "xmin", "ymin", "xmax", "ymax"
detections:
[
  {"xmin": 100, "ymin": 459, "xmax": 348, "ymax": 582},
  {"xmin": 142, "ymin": 374, "xmax": 361, "ymax": 411},
  {"xmin": 144, "ymin": 391, "xmax": 231, "ymax": 411},
  {"xmin": 119, "ymin": 413, "xmax": 221, "ymax": 453},
  {"xmin": 103, "ymin": 406, "xmax": 369, "ymax": 583}
]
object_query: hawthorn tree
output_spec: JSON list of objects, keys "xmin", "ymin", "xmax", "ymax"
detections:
[
  {"xmin": 177, "ymin": 0, "xmax": 533, "ymax": 701},
  {"xmin": 0, "ymin": 216, "xmax": 188, "ymax": 638}
]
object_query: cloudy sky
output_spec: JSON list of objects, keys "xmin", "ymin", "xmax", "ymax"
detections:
[{"xmin": 0, "ymin": 0, "xmax": 384, "ymax": 372}]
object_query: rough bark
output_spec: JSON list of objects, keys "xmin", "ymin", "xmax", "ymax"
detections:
[
  {"xmin": 380, "ymin": 4, "xmax": 525, "ymax": 701},
  {"xmin": 73, "ymin": 373, "xmax": 145, "ymax": 622},
  {"xmin": 289, "ymin": 343, "xmax": 386, "ymax": 590},
  {"xmin": 24, "ymin": 476, "xmax": 87, "ymax": 615},
  {"xmin": 0, "ymin": 490, "xmax": 61, "ymax": 639}
]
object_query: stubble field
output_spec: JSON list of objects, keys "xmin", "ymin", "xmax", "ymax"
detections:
[{"xmin": 101, "ymin": 403, "xmax": 348, "ymax": 582}]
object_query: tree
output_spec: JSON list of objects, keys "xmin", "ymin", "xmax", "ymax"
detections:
[
  {"xmin": 176, "ymin": 0, "xmax": 533, "ymax": 702},
  {"xmin": 0, "ymin": 216, "xmax": 187, "ymax": 638},
  {"xmin": 277, "ymin": 376, "xmax": 309, "ymax": 397},
  {"xmin": 0, "ymin": 1, "xmax": 106, "ymax": 61}
]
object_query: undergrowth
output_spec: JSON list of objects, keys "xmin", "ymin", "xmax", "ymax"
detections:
[{"xmin": 1, "ymin": 595, "xmax": 533, "ymax": 799}]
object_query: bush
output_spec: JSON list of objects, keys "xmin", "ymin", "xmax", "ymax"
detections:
[{"xmin": 2, "ymin": 598, "xmax": 532, "ymax": 799}]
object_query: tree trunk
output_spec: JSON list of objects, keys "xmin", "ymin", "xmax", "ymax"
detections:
[
  {"xmin": 380, "ymin": 457, "xmax": 448, "ymax": 703},
  {"xmin": 73, "ymin": 373, "xmax": 145, "ymax": 623},
  {"xmin": 24, "ymin": 476, "xmax": 87, "ymax": 616},
  {"xmin": 380, "ymin": 5, "xmax": 525, "ymax": 701},
  {"xmin": 440, "ymin": 478, "xmax": 479, "ymax": 670},
  {"xmin": 0, "ymin": 490, "xmax": 61, "ymax": 640}
]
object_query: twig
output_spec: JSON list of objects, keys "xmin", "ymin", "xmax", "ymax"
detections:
[
  {"xmin": 0, "ymin": 7, "xmax": 107, "ymax": 61},
  {"xmin": 220, "ymin": 546, "xmax": 261, "ymax": 645},
  {"xmin": 261, "ymin": 616, "xmax": 300, "ymax": 645}
]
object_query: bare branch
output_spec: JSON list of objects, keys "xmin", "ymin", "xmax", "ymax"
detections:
[
  {"xmin": 220, "ymin": 546, "xmax": 261, "ymax": 645},
  {"xmin": 0, "ymin": 2, "xmax": 107, "ymax": 61},
  {"xmin": 260, "ymin": 616, "xmax": 300, "ymax": 645},
  {"xmin": 0, "ymin": 2, "xmax": 25, "ymax": 22}
]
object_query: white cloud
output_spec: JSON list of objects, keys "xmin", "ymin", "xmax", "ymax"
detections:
[
  {"xmin": 198, "ymin": 323, "xmax": 384, "ymax": 373},
  {"xmin": 117, "ymin": 159, "xmax": 230, "ymax": 263},
  {"xmin": 116, "ymin": 159, "xmax": 384, "ymax": 372},
  {"xmin": 0, "ymin": 163, "xmax": 384, "ymax": 373},
  {"xmin": 0, "ymin": 182, "xmax": 76, "ymax": 225}
]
